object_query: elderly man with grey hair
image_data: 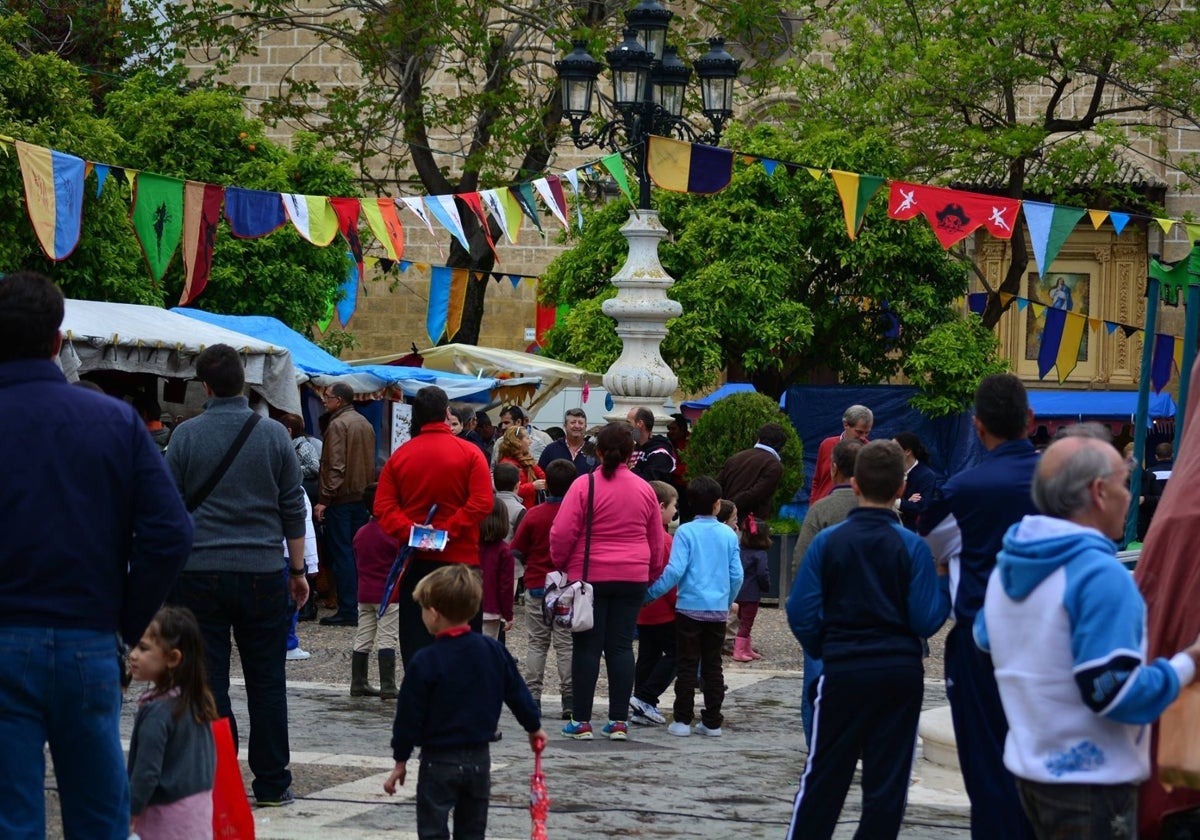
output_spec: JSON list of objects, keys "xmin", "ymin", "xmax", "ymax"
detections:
[
  {"xmin": 974, "ymin": 434, "xmax": 1200, "ymax": 839},
  {"xmin": 810, "ymin": 404, "xmax": 873, "ymax": 503}
]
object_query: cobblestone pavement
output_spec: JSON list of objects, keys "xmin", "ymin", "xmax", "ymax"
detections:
[{"xmin": 44, "ymin": 604, "xmax": 968, "ymax": 838}]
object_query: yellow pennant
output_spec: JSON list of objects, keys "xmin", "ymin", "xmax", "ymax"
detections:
[
  {"xmin": 1156, "ymin": 218, "xmax": 1176, "ymax": 236},
  {"xmin": 1088, "ymin": 209, "xmax": 1109, "ymax": 230},
  {"xmin": 1055, "ymin": 311, "xmax": 1087, "ymax": 382}
]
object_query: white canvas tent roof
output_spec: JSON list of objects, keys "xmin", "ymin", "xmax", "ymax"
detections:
[{"xmin": 59, "ymin": 299, "xmax": 301, "ymax": 415}]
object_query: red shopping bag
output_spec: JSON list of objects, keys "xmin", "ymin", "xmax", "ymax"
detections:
[{"xmin": 212, "ymin": 717, "xmax": 256, "ymax": 839}]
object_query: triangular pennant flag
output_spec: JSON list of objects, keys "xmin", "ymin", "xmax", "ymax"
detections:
[
  {"xmin": 533, "ymin": 177, "xmax": 570, "ymax": 228},
  {"xmin": 830, "ymin": 170, "xmax": 885, "ymax": 240},
  {"xmin": 317, "ymin": 299, "xmax": 335, "ymax": 333},
  {"xmin": 1055, "ymin": 311, "xmax": 1087, "ymax": 382},
  {"xmin": 426, "ymin": 265, "xmax": 452, "ymax": 344},
  {"xmin": 124, "ymin": 168, "xmax": 139, "ymax": 188},
  {"xmin": 361, "ymin": 198, "xmax": 406, "ymax": 261},
  {"xmin": 1105, "ymin": 321, "xmax": 1119, "ymax": 335},
  {"xmin": 1088, "ymin": 209, "xmax": 1109, "ymax": 230},
  {"xmin": 330, "ymin": 197, "xmax": 364, "ymax": 286},
  {"xmin": 458, "ymin": 192, "xmax": 499, "ymax": 261},
  {"xmin": 888, "ymin": 181, "xmax": 1021, "ymax": 248},
  {"xmin": 397, "ymin": 196, "xmax": 445, "ymax": 258},
  {"xmin": 998, "ymin": 293, "xmax": 1015, "ymax": 308},
  {"xmin": 446, "ymin": 268, "xmax": 470, "ymax": 340},
  {"xmin": 1175, "ymin": 335, "xmax": 1185, "ymax": 379},
  {"xmin": 282, "ymin": 194, "xmax": 339, "ymax": 246},
  {"xmin": 1023, "ymin": 201, "xmax": 1087, "ymax": 276},
  {"xmin": 508, "ymin": 274, "xmax": 522, "ymax": 289},
  {"xmin": 645, "ymin": 136, "xmax": 734, "ymax": 194},
  {"xmin": 110, "ymin": 166, "xmax": 127, "ymax": 189},
  {"xmin": 1187, "ymin": 224, "xmax": 1200, "ymax": 246},
  {"xmin": 1121, "ymin": 324, "xmax": 1138, "ymax": 339},
  {"xmin": 1151, "ymin": 333, "xmax": 1175, "ymax": 393},
  {"xmin": 761, "ymin": 159, "xmax": 779, "ymax": 177},
  {"xmin": 1156, "ymin": 218, "xmax": 1175, "ymax": 236},
  {"xmin": 807, "ymin": 168, "xmax": 824, "ymax": 180},
  {"xmin": 130, "ymin": 173, "xmax": 184, "ymax": 283},
  {"xmin": 1088, "ymin": 317, "xmax": 1102, "ymax": 333},
  {"xmin": 512, "ymin": 184, "xmax": 544, "ymax": 235},
  {"xmin": 179, "ymin": 181, "xmax": 224, "ymax": 306},
  {"xmin": 398, "ymin": 260, "xmax": 412, "ymax": 272},
  {"xmin": 336, "ymin": 250, "xmax": 359, "ymax": 326},
  {"xmin": 1016, "ymin": 298, "xmax": 1029, "ymax": 312},
  {"xmin": 224, "ymin": 187, "xmax": 286, "ymax": 238},
  {"xmin": 1038, "ymin": 307, "xmax": 1067, "ymax": 380},
  {"xmin": 481, "ymin": 188, "xmax": 522, "ymax": 244},
  {"xmin": 1031, "ymin": 302, "xmax": 1047, "ymax": 318},
  {"xmin": 378, "ymin": 258, "xmax": 395, "ymax": 274},
  {"xmin": 600, "ymin": 153, "xmax": 633, "ymax": 203},
  {"xmin": 535, "ymin": 300, "xmax": 559, "ymax": 346},
  {"xmin": 425, "ymin": 194, "xmax": 472, "ymax": 252},
  {"xmin": 967, "ymin": 292, "xmax": 988, "ymax": 315},
  {"xmin": 562, "ymin": 169, "xmax": 586, "ymax": 230},
  {"xmin": 1109, "ymin": 212, "xmax": 1130, "ymax": 235},
  {"xmin": 93, "ymin": 163, "xmax": 110, "ymax": 198},
  {"xmin": 16, "ymin": 141, "xmax": 86, "ymax": 261}
]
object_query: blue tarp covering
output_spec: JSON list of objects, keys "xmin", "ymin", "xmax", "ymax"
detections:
[
  {"xmin": 680, "ymin": 382, "xmax": 756, "ymax": 411},
  {"xmin": 1027, "ymin": 389, "xmax": 1176, "ymax": 421},
  {"xmin": 174, "ymin": 309, "xmax": 353, "ymax": 377}
]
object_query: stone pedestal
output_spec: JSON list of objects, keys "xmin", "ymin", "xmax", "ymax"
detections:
[{"xmin": 601, "ymin": 209, "xmax": 682, "ymax": 426}]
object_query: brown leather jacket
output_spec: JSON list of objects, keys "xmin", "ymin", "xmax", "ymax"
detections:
[{"xmin": 319, "ymin": 405, "xmax": 376, "ymax": 506}]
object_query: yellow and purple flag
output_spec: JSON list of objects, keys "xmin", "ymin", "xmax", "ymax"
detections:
[
  {"xmin": 16, "ymin": 141, "xmax": 86, "ymax": 261},
  {"xmin": 646, "ymin": 136, "xmax": 734, "ymax": 194}
]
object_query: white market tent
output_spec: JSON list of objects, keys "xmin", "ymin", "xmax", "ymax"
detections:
[
  {"xmin": 349, "ymin": 343, "xmax": 602, "ymax": 413},
  {"xmin": 59, "ymin": 298, "xmax": 302, "ymax": 415}
]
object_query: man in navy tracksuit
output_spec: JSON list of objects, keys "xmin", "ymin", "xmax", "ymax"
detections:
[
  {"xmin": 787, "ymin": 440, "xmax": 951, "ymax": 839},
  {"xmin": 919, "ymin": 373, "xmax": 1040, "ymax": 840}
]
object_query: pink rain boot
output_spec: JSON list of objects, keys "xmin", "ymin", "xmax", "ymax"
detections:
[
  {"xmin": 732, "ymin": 637, "xmax": 755, "ymax": 662},
  {"xmin": 747, "ymin": 636, "xmax": 762, "ymax": 660}
]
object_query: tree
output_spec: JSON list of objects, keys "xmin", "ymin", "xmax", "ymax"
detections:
[
  {"xmin": 143, "ymin": 0, "xmax": 801, "ymax": 344},
  {"xmin": 777, "ymin": 0, "xmax": 1200, "ymax": 328},
  {"xmin": 539, "ymin": 123, "xmax": 1001, "ymax": 412}
]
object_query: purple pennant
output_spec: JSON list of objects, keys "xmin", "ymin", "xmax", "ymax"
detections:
[
  {"xmin": 1151, "ymin": 333, "xmax": 1175, "ymax": 393},
  {"xmin": 1038, "ymin": 308, "xmax": 1067, "ymax": 380},
  {"xmin": 967, "ymin": 292, "xmax": 988, "ymax": 316}
]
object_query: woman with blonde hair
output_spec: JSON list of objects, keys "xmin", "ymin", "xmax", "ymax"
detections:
[{"xmin": 496, "ymin": 425, "xmax": 546, "ymax": 509}]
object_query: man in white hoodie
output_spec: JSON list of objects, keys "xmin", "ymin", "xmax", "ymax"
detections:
[{"xmin": 975, "ymin": 433, "xmax": 1200, "ymax": 838}]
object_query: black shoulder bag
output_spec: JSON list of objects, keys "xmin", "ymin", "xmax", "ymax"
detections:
[{"xmin": 185, "ymin": 413, "xmax": 261, "ymax": 513}]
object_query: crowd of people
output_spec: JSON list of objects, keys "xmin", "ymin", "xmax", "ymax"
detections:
[{"xmin": 4, "ymin": 266, "xmax": 1199, "ymax": 840}]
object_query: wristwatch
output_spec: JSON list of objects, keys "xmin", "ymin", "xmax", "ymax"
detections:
[{"xmin": 288, "ymin": 566, "xmax": 306, "ymax": 577}]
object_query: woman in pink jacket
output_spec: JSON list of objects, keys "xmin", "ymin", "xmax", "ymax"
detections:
[{"xmin": 551, "ymin": 422, "xmax": 664, "ymax": 741}]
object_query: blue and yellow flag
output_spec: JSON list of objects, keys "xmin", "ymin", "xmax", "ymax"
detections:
[
  {"xmin": 646, "ymin": 136, "xmax": 734, "ymax": 194},
  {"xmin": 16, "ymin": 141, "xmax": 86, "ymax": 261}
]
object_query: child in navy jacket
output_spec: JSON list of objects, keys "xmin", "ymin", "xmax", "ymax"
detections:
[
  {"xmin": 786, "ymin": 440, "xmax": 950, "ymax": 840},
  {"xmin": 384, "ymin": 565, "xmax": 547, "ymax": 840}
]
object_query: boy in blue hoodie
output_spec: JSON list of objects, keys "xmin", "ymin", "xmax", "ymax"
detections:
[
  {"xmin": 645, "ymin": 476, "xmax": 743, "ymax": 738},
  {"xmin": 786, "ymin": 440, "xmax": 951, "ymax": 840}
]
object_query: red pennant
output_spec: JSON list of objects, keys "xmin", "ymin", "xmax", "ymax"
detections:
[
  {"xmin": 458, "ymin": 192, "xmax": 499, "ymax": 262},
  {"xmin": 179, "ymin": 181, "xmax": 224, "ymax": 305},
  {"xmin": 330, "ymin": 197, "xmax": 364, "ymax": 281},
  {"xmin": 535, "ymin": 302, "xmax": 557, "ymax": 347},
  {"xmin": 888, "ymin": 182, "xmax": 1021, "ymax": 248}
]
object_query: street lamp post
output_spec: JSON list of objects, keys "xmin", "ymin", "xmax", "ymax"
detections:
[{"xmin": 555, "ymin": 2, "xmax": 740, "ymax": 423}]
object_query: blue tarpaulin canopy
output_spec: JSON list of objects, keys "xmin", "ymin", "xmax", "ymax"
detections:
[
  {"xmin": 679, "ymin": 382, "xmax": 757, "ymax": 415},
  {"xmin": 1027, "ymin": 389, "xmax": 1176, "ymax": 422}
]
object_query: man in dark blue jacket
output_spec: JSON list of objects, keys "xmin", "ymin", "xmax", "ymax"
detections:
[
  {"xmin": 919, "ymin": 373, "xmax": 1040, "ymax": 840},
  {"xmin": 787, "ymin": 439, "xmax": 950, "ymax": 840},
  {"xmin": 0, "ymin": 271, "xmax": 193, "ymax": 839}
]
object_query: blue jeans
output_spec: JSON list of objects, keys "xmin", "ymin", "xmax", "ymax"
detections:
[
  {"xmin": 0, "ymin": 627, "xmax": 127, "ymax": 839},
  {"xmin": 169, "ymin": 570, "xmax": 292, "ymax": 801},
  {"xmin": 325, "ymin": 501, "xmax": 368, "ymax": 617}
]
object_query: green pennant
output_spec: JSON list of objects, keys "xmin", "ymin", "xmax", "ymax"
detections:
[
  {"xmin": 130, "ymin": 173, "xmax": 184, "ymax": 283},
  {"xmin": 1151, "ymin": 252, "xmax": 1194, "ymax": 304},
  {"xmin": 600, "ymin": 153, "xmax": 633, "ymax": 204}
]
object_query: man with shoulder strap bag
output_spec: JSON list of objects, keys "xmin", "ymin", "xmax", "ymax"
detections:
[{"xmin": 165, "ymin": 343, "xmax": 309, "ymax": 809}]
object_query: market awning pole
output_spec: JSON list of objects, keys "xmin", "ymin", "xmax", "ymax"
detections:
[
  {"xmin": 1174, "ymin": 241, "xmax": 1200, "ymax": 455},
  {"xmin": 1125, "ymin": 260, "xmax": 1160, "ymax": 547}
]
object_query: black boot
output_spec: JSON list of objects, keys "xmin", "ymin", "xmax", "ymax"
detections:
[
  {"xmin": 350, "ymin": 651, "xmax": 380, "ymax": 697},
  {"xmin": 378, "ymin": 649, "xmax": 398, "ymax": 700}
]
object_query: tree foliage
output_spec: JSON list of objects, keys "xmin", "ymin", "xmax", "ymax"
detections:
[
  {"xmin": 684, "ymin": 391, "xmax": 804, "ymax": 514},
  {"xmin": 540, "ymin": 123, "xmax": 996, "ymax": 404},
  {"xmin": 778, "ymin": 0, "xmax": 1200, "ymax": 327},
  {"xmin": 141, "ymin": 0, "xmax": 802, "ymax": 343},
  {"xmin": 0, "ymin": 15, "xmax": 357, "ymax": 335}
]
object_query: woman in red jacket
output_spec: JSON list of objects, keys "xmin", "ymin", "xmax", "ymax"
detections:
[{"xmin": 496, "ymin": 426, "xmax": 546, "ymax": 509}]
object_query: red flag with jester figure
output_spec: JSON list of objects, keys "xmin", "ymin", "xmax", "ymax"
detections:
[{"xmin": 888, "ymin": 182, "xmax": 1021, "ymax": 249}]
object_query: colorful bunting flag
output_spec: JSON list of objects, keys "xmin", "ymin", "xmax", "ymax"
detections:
[
  {"xmin": 533, "ymin": 176, "xmax": 570, "ymax": 229},
  {"xmin": 887, "ymin": 182, "xmax": 1021, "ymax": 248},
  {"xmin": 967, "ymin": 292, "xmax": 988, "ymax": 315},
  {"xmin": 830, "ymin": 170, "xmax": 885, "ymax": 240},
  {"xmin": 361, "ymin": 198, "xmax": 406, "ymax": 261},
  {"xmin": 330, "ymin": 197, "xmax": 364, "ymax": 287},
  {"xmin": 179, "ymin": 181, "xmax": 224, "ymax": 306},
  {"xmin": 1023, "ymin": 201, "xmax": 1087, "ymax": 276},
  {"xmin": 1109, "ymin": 212, "xmax": 1130, "ymax": 235},
  {"xmin": 1088, "ymin": 209, "xmax": 1108, "ymax": 230},
  {"xmin": 336, "ymin": 250, "xmax": 359, "ymax": 326},
  {"xmin": 535, "ymin": 300, "xmax": 560, "ymax": 347},
  {"xmin": 1055, "ymin": 311, "xmax": 1086, "ymax": 382},
  {"xmin": 457, "ymin": 192, "xmax": 499, "ymax": 261},
  {"xmin": 1156, "ymin": 218, "xmax": 1175, "ymax": 236},
  {"xmin": 645, "ymin": 136, "xmax": 735, "ymax": 194},
  {"xmin": 425, "ymin": 194, "xmax": 472, "ymax": 252},
  {"xmin": 1150, "ymin": 254, "xmax": 1193, "ymax": 299},
  {"xmin": 16, "ymin": 141, "xmax": 86, "ymax": 261},
  {"xmin": 600, "ymin": 153, "xmax": 633, "ymax": 203},
  {"xmin": 481, "ymin": 188, "xmax": 522, "ymax": 244},
  {"xmin": 761, "ymin": 159, "xmax": 779, "ymax": 177},
  {"xmin": 1151, "ymin": 333, "xmax": 1176, "ymax": 393},
  {"xmin": 93, "ymin": 163, "xmax": 110, "ymax": 198},
  {"xmin": 130, "ymin": 173, "xmax": 184, "ymax": 283},
  {"xmin": 397, "ymin": 196, "xmax": 444, "ymax": 258},
  {"xmin": 562, "ymin": 169, "xmax": 585, "ymax": 230},
  {"xmin": 1187, "ymin": 224, "xmax": 1200, "ymax": 246},
  {"xmin": 1038, "ymin": 307, "xmax": 1066, "ymax": 380},
  {"xmin": 427, "ymin": 265, "xmax": 452, "ymax": 344},
  {"xmin": 446, "ymin": 268, "xmax": 470, "ymax": 340},
  {"xmin": 282, "ymin": 194, "xmax": 339, "ymax": 246},
  {"xmin": 224, "ymin": 188, "xmax": 286, "ymax": 239},
  {"xmin": 512, "ymin": 184, "xmax": 544, "ymax": 235}
]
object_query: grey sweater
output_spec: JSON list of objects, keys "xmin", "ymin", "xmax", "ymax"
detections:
[
  {"xmin": 127, "ymin": 696, "xmax": 216, "ymax": 815},
  {"xmin": 167, "ymin": 397, "xmax": 306, "ymax": 572}
]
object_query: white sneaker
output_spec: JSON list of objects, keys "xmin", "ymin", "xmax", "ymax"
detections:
[
  {"xmin": 285, "ymin": 647, "xmax": 311, "ymax": 661},
  {"xmin": 694, "ymin": 722, "xmax": 723, "ymax": 737},
  {"xmin": 667, "ymin": 721, "xmax": 692, "ymax": 737},
  {"xmin": 629, "ymin": 697, "xmax": 666, "ymax": 725}
]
